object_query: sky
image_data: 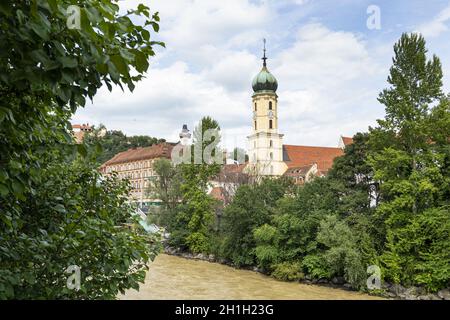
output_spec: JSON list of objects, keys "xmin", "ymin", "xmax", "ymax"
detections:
[{"xmin": 72, "ymin": 0, "xmax": 450, "ymax": 151}]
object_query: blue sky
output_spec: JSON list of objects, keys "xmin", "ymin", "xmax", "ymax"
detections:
[{"xmin": 73, "ymin": 0, "xmax": 450, "ymax": 150}]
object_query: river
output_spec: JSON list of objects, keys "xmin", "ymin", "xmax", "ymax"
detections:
[{"xmin": 120, "ymin": 254, "xmax": 382, "ymax": 300}]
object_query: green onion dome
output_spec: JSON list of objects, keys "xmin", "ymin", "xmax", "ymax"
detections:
[{"xmin": 252, "ymin": 66, "xmax": 278, "ymax": 93}]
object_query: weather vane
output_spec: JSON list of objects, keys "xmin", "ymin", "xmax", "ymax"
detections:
[{"xmin": 262, "ymin": 38, "xmax": 267, "ymax": 67}]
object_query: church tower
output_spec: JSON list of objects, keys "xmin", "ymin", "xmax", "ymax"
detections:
[{"xmin": 247, "ymin": 40, "xmax": 287, "ymax": 176}]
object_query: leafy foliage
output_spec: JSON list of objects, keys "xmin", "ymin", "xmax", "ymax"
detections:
[
  {"xmin": 214, "ymin": 36, "xmax": 449, "ymax": 293},
  {"xmin": 0, "ymin": 156, "xmax": 160, "ymax": 299},
  {"xmin": 301, "ymin": 254, "xmax": 331, "ymax": 280},
  {"xmin": 0, "ymin": 0, "xmax": 163, "ymax": 299},
  {"xmin": 271, "ymin": 262, "xmax": 304, "ymax": 281},
  {"xmin": 316, "ymin": 215, "xmax": 367, "ymax": 289},
  {"xmin": 221, "ymin": 178, "xmax": 292, "ymax": 267},
  {"xmin": 153, "ymin": 117, "xmax": 222, "ymax": 253},
  {"xmin": 368, "ymin": 33, "xmax": 450, "ymax": 290}
]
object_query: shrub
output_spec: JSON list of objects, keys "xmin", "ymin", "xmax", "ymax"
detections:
[
  {"xmin": 302, "ymin": 254, "xmax": 331, "ymax": 279},
  {"xmin": 254, "ymin": 224, "xmax": 280, "ymax": 270},
  {"xmin": 317, "ymin": 215, "xmax": 367, "ymax": 289},
  {"xmin": 271, "ymin": 262, "xmax": 304, "ymax": 281}
]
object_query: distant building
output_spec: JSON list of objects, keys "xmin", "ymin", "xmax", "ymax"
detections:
[
  {"xmin": 100, "ymin": 142, "xmax": 175, "ymax": 205},
  {"xmin": 99, "ymin": 125, "xmax": 191, "ymax": 206},
  {"xmin": 71, "ymin": 123, "xmax": 92, "ymax": 143}
]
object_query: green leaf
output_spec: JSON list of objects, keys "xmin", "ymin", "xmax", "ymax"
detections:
[
  {"xmin": 29, "ymin": 21, "xmax": 49, "ymax": 41},
  {"xmin": 149, "ymin": 21, "xmax": 159, "ymax": 32},
  {"xmin": 142, "ymin": 29, "xmax": 150, "ymax": 41},
  {"xmin": 77, "ymin": 144, "xmax": 88, "ymax": 157},
  {"xmin": 53, "ymin": 204, "xmax": 66, "ymax": 214},
  {"xmin": 0, "ymin": 183, "xmax": 9, "ymax": 196},
  {"xmin": 110, "ymin": 55, "xmax": 129, "ymax": 76},
  {"xmin": 11, "ymin": 180, "xmax": 25, "ymax": 196},
  {"xmin": 0, "ymin": 109, "xmax": 6, "ymax": 124},
  {"xmin": 134, "ymin": 51, "xmax": 149, "ymax": 73},
  {"xmin": 58, "ymin": 56, "xmax": 78, "ymax": 69}
]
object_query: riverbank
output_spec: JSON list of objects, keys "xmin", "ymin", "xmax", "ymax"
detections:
[
  {"xmin": 121, "ymin": 254, "xmax": 383, "ymax": 300},
  {"xmin": 163, "ymin": 247, "xmax": 449, "ymax": 300}
]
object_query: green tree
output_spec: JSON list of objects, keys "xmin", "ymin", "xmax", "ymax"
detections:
[
  {"xmin": 1, "ymin": 154, "xmax": 160, "ymax": 299},
  {"xmin": 146, "ymin": 158, "xmax": 183, "ymax": 227},
  {"xmin": 221, "ymin": 178, "xmax": 292, "ymax": 266},
  {"xmin": 368, "ymin": 33, "xmax": 450, "ymax": 290},
  {"xmin": 0, "ymin": 0, "xmax": 163, "ymax": 298},
  {"xmin": 316, "ymin": 215, "xmax": 367, "ymax": 289},
  {"xmin": 169, "ymin": 117, "xmax": 222, "ymax": 253}
]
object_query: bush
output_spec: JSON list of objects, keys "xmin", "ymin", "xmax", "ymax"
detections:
[
  {"xmin": 221, "ymin": 179, "xmax": 291, "ymax": 266},
  {"xmin": 382, "ymin": 207, "xmax": 450, "ymax": 291},
  {"xmin": 302, "ymin": 254, "xmax": 331, "ymax": 279},
  {"xmin": 317, "ymin": 215, "xmax": 367, "ymax": 289},
  {"xmin": 254, "ymin": 246, "xmax": 279, "ymax": 271},
  {"xmin": 0, "ymin": 159, "xmax": 160, "ymax": 299},
  {"xmin": 271, "ymin": 262, "xmax": 304, "ymax": 281},
  {"xmin": 186, "ymin": 232, "xmax": 210, "ymax": 254},
  {"xmin": 254, "ymin": 224, "xmax": 279, "ymax": 270}
]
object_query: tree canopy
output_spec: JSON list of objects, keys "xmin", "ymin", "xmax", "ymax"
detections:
[{"xmin": 0, "ymin": 0, "xmax": 163, "ymax": 299}]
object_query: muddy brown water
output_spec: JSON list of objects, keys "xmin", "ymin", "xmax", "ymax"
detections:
[{"xmin": 121, "ymin": 254, "xmax": 382, "ymax": 300}]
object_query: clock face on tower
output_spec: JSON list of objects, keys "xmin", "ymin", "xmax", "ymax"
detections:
[{"xmin": 268, "ymin": 110, "xmax": 274, "ymax": 119}]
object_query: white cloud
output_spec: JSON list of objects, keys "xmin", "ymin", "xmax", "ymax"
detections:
[
  {"xmin": 417, "ymin": 4, "xmax": 450, "ymax": 38},
  {"xmin": 74, "ymin": 1, "xmax": 409, "ymax": 153},
  {"xmin": 272, "ymin": 23, "xmax": 385, "ymax": 146}
]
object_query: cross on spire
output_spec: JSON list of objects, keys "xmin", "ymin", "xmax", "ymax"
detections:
[{"xmin": 262, "ymin": 38, "xmax": 267, "ymax": 67}]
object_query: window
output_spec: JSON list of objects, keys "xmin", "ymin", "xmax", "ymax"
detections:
[
  {"xmin": 270, "ymin": 140, "xmax": 273, "ymax": 147},
  {"xmin": 254, "ymin": 121, "xmax": 257, "ymax": 130},
  {"xmin": 270, "ymin": 152, "xmax": 273, "ymax": 160},
  {"xmin": 269, "ymin": 101, "xmax": 272, "ymax": 110},
  {"xmin": 254, "ymin": 103, "xmax": 257, "ymax": 111},
  {"xmin": 269, "ymin": 120, "xmax": 273, "ymax": 129},
  {"xmin": 254, "ymin": 141, "xmax": 256, "ymax": 148}
]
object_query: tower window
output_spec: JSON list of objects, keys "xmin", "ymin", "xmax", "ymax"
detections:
[
  {"xmin": 270, "ymin": 140, "xmax": 273, "ymax": 147},
  {"xmin": 270, "ymin": 152, "xmax": 273, "ymax": 160},
  {"xmin": 269, "ymin": 120, "xmax": 273, "ymax": 129},
  {"xmin": 269, "ymin": 101, "xmax": 272, "ymax": 110},
  {"xmin": 254, "ymin": 121, "xmax": 257, "ymax": 130},
  {"xmin": 254, "ymin": 103, "xmax": 257, "ymax": 111}
]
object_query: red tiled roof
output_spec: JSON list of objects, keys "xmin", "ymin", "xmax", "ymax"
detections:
[
  {"xmin": 341, "ymin": 136, "xmax": 354, "ymax": 146},
  {"xmin": 283, "ymin": 145, "xmax": 344, "ymax": 172},
  {"xmin": 103, "ymin": 143, "xmax": 174, "ymax": 166}
]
